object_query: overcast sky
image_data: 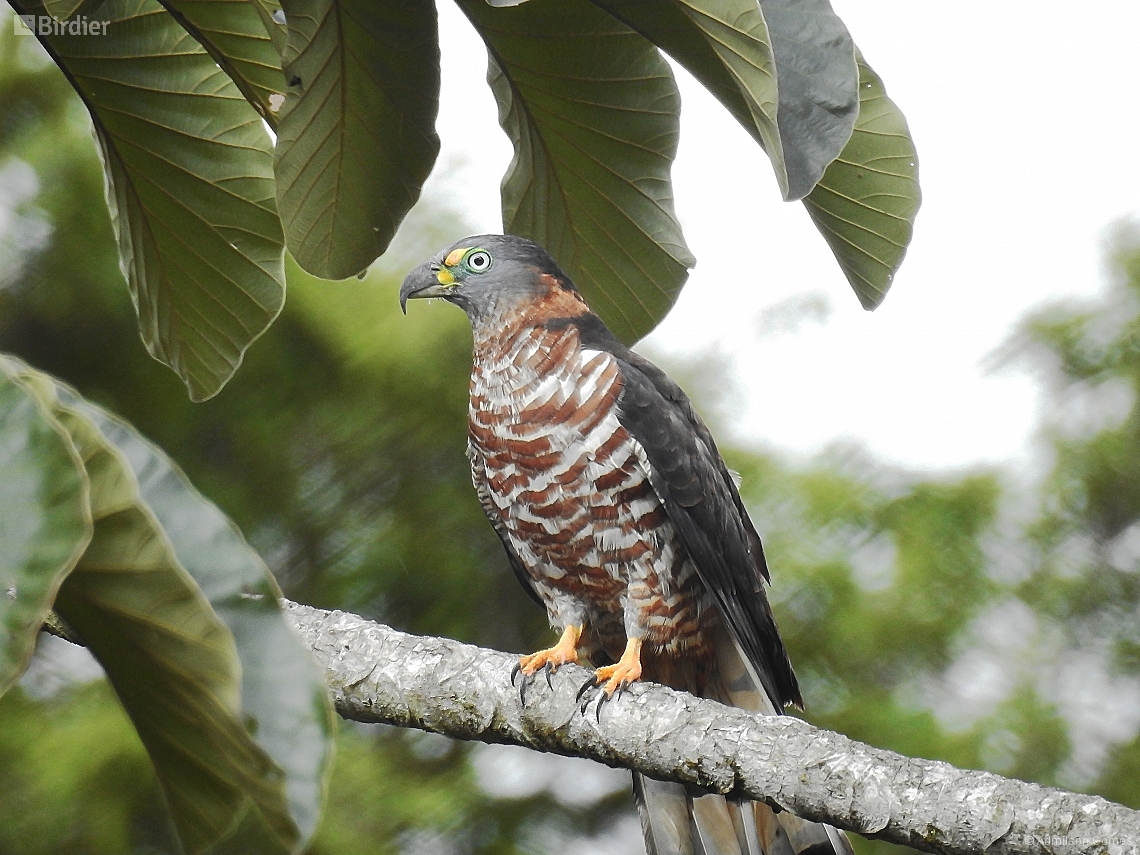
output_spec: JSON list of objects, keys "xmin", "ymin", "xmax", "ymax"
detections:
[{"xmin": 425, "ymin": 0, "xmax": 1140, "ymax": 472}]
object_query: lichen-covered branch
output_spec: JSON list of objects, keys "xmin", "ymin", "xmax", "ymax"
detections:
[{"xmin": 283, "ymin": 601, "xmax": 1139, "ymax": 855}]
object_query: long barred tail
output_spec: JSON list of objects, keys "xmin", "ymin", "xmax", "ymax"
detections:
[
  {"xmin": 634, "ymin": 776, "xmax": 852, "ymax": 855},
  {"xmin": 633, "ymin": 628, "xmax": 854, "ymax": 855}
]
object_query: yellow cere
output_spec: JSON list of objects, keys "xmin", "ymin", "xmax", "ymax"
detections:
[
  {"xmin": 436, "ymin": 268, "xmax": 455, "ymax": 285},
  {"xmin": 444, "ymin": 248, "xmax": 468, "ymax": 267}
]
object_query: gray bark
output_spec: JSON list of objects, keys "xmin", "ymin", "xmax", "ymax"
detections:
[{"xmin": 283, "ymin": 601, "xmax": 1140, "ymax": 855}]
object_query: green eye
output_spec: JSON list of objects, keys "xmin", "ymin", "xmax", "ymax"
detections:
[{"xmin": 465, "ymin": 249, "xmax": 492, "ymax": 273}]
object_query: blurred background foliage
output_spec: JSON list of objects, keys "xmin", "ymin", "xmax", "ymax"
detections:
[{"xmin": 0, "ymin": 18, "xmax": 1138, "ymax": 855}]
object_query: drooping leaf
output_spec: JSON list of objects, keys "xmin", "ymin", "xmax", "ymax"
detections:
[
  {"xmin": 756, "ymin": 0, "xmax": 858, "ymax": 200},
  {"xmin": 0, "ymin": 372, "xmax": 90, "ymax": 695},
  {"xmin": 12, "ymin": 0, "xmax": 286, "ymax": 402},
  {"xmin": 274, "ymin": 0, "xmax": 440, "ymax": 279},
  {"xmin": 803, "ymin": 54, "xmax": 920, "ymax": 309},
  {"xmin": 592, "ymin": 0, "xmax": 856, "ymax": 201},
  {"xmin": 10, "ymin": 370, "xmax": 257, "ymax": 852},
  {"xmin": 157, "ymin": 0, "xmax": 286, "ymax": 126},
  {"xmin": 0, "ymin": 356, "xmax": 318, "ymax": 855},
  {"xmin": 462, "ymin": 0, "xmax": 695, "ymax": 344},
  {"xmin": 66, "ymin": 390, "xmax": 334, "ymax": 844},
  {"xmin": 588, "ymin": 0, "xmax": 786, "ymax": 196}
]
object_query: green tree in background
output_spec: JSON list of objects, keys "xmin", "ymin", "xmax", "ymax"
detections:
[
  {"xmin": 0, "ymin": 0, "xmax": 923, "ymax": 842},
  {"xmin": 1004, "ymin": 229, "xmax": 1140, "ymax": 805},
  {"xmin": 0, "ymin": 20, "xmax": 1137, "ymax": 851},
  {"xmin": 0, "ymin": 3, "xmax": 1136, "ymax": 854}
]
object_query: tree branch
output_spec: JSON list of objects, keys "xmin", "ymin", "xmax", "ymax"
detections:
[{"xmin": 283, "ymin": 601, "xmax": 1140, "ymax": 855}]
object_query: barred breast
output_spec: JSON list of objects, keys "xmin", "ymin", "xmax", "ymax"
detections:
[{"xmin": 467, "ymin": 323, "xmax": 712, "ymax": 657}]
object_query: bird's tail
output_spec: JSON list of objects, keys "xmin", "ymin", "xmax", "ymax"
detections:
[{"xmin": 633, "ymin": 627, "xmax": 854, "ymax": 855}]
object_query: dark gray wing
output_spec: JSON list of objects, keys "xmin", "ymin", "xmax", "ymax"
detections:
[
  {"xmin": 467, "ymin": 439, "xmax": 543, "ymax": 606},
  {"xmin": 556, "ymin": 314, "xmax": 801, "ymax": 709}
]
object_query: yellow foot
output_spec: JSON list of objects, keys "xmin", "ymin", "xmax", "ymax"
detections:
[
  {"xmin": 593, "ymin": 637, "xmax": 643, "ymax": 696},
  {"xmin": 517, "ymin": 625, "xmax": 582, "ymax": 677}
]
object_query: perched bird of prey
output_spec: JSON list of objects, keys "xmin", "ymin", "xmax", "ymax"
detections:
[{"xmin": 401, "ymin": 235, "xmax": 852, "ymax": 855}]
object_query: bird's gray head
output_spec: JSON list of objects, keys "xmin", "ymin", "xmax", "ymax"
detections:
[{"xmin": 399, "ymin": 234, "xmax": 581, "ymax": 329}]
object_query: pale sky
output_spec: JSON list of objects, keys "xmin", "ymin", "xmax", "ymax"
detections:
[{"xmin": 428, "ymin": 1, "xmax": 1140, "ymax": 472}]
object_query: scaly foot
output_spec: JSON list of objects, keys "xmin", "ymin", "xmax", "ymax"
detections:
[
  {"xmin": 512, "ymin": 625, "xmax": 582, "ymax": 702},
  {"xmin": 593, "ymin": 637, "xmax": 643, "ymax": 696},
  {"xmin": 577, "ymin": 638, "xmax": 644, "ymax": 719}
]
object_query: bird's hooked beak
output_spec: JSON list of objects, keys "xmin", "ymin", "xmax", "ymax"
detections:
[{"xmin": 399, "ymin": 262, "xmax": 456, "ymax": 314}]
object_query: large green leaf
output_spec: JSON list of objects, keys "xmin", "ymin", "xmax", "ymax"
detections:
[
  {"xmin": 0, "ymin": 356, "xmax": 325, "ymax": 855},
  {"xmin": 0, "ymin": 374, "xmax": 90, "ymax": 695},
  {"xmin": 65, "ymin": 390, "xmax": 334, "ymax": 844},
  {"xmin": 12, "ymin": 0, "xmax": 286, "ymax": 402},
  {"xmin": 463, "ymin": 0, "xmax": 695, "ymax": 344},
  {"xmin": 4, "ymin": 362, "xmax": 254, "ymax": 852},
  {"xmin": 273, "ymin": 0, "xmax": 440, "ymax": 279},
  {"xmin": 756, "ymin": 0, "xmax": 857, "ymax": 200},
  {"xmin": 803, "ymin": 55, "xmax": 920, "ymax": 309},
  {"xmin": 157, "ymin": 0, "xmax": 286, "ymax": 127},
  {"xmin": 588, "ymin": 0, "xmax": 786, "ymax": 196},
  {"xmin": 586, "ymin": 0, "xmax": 857, "ymax": 201}
]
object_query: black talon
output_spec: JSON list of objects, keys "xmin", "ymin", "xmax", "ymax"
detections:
[
  {"xmin": 595, "ymin": 689, "xmax": 610, "ymax": 722},
  {"xmin": 578, "ymin": 685, "xmax": 599, "ymax": 715},
  {"xmin": 510, "ymin": 663, "xmax": 522, "ymax": 686},
  {"xmin": 576, "ymin": 675, "xmax": 599, "ymax": 702},
  {"xmin": 518, "ymin": 674, "xmax": 529, "ymax": 706},
  {"xmin": 543, "ymin": 662, "xmax": 554, "ymax": 690}
]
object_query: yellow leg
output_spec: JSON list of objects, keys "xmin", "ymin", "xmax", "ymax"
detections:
[
  {"xmin": 518, "ymin": 624, "xmax": 583, "ymax": 676},
  {"xmin": 593, "ymin": 637, "xmax": 643, "ymax": 695}
]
